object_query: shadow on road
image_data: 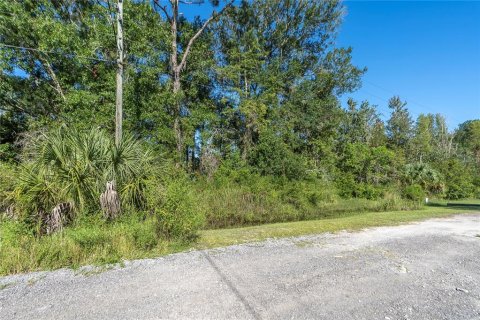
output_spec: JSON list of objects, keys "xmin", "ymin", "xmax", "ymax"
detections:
[{"xmin": 428, "ymin": 202, "xmax": 480, "ymax": 211}]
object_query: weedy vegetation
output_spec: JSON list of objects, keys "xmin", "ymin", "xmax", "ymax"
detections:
[{"xmin": 1, "ymin": 0, "xmax": 479, "ymax": 275}]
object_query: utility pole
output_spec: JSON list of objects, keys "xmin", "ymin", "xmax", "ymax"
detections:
[{"xmin": 115, "ymin": 0, "xmax": 124, "ymax": 146}]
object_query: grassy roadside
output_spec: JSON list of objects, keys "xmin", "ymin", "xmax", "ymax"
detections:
[
  {"xmin": 196, "ymin": 201, "xmax": 480, "ymax": 249},
  {"xmin": 0, "ymin": 201, "xmax": 478, "ymax": 276}
]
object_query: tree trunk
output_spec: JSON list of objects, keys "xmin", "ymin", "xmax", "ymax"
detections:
[
  {"xmin": 159, "ymin": 0, "xmax": 234, "ymax": 160},
  {"xmin": 115, "ymin": 0, "xmax": 124, "ymax": 146},
  {"xmin": 241, "ymin": 72, "xmax": 250, "ymax": 161},
  {"xmin": 170, "ymin": 0, "xmax": 183, "ymax": 157},
  {"xmin": 241, "ymin": 127, "xmax": 251, "ymax": 161},
  {"xmin": 100, "ymin": 181, "xmax": 121, "ymax": 219},
  {"xmin": 173, "ymin": 69, "xmax": 183, "ymax": 156},
  {"xmin": 45, "ymin": 202, "xmax": 73, "ymax": 234}
]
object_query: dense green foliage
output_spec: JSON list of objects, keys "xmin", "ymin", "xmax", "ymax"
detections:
[
  {"xmin": 0, "ymin": 0, "xmax": 479, "ymax": 273},
  {"xmin": 15, "ymin": 127, "xmax": 149, "ymax": 214}
]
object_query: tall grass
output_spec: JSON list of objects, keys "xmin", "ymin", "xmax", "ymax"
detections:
[
  {"xmin": 195, "ymin": 175, "xmax": 421, "ymax": 229},
  {"xmin": 0, "ymin": 162, "xmax": 16, "ymax": 214},
  {"xmin": 0, "ymin": 213, "xmax": 190, "ymax": 275}
]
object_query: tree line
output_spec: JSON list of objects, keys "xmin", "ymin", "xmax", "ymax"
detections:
[{"xmin": 1, "ymin": 0, "xmax": 479, "ymax": 202}]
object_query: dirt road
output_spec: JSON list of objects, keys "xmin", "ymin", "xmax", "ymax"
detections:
[{"xmin": 1, "ymin": 214, "xmax": 479, "ymax": 320}]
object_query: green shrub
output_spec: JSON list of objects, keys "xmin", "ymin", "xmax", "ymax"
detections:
[
  {"xmin": 356, "ymin": 183, "xmax": 384, "ymax": 200},
  {"xmin": 0, "ymin": 143, "xmax": 17, "ymax": 162},
  {"xmin": 445, "ymin": 183, "xmax": 473, "ymax": 200},
  {"xmin": 336, "ymin": 143, "xmax": 398, "ymax": 199},
  {"xmin": 130, "ymin": 217, "xmax": 159, "ymax": 250},
  {"xmin": 280, "ymin": 182, "xmax": 306, "ymax": 209},
  {"xmin": 335, "ymin": 174, "xmax": 356, "ymax": 198},
  {"xmin": 250, "ymin": 130, "xmax": 306, "ymax": 180},
  {"xmin": 403, "ymin": 162, "xmax": 445, "ymax": 195},
  {"xmin": 12, "ymin": 126, "xmax": 151, "ymax": 226},
  {"xmin": 438, "ymin": 159, "xmax": 474, "ymax": 200},
  {"xmin": 335, "ymin": 176, "xmax": 385, "ymax": 200},
  {"xmin": 153, "ymin": 179, "xmax": 205, "ymax": 240},
  {"xmin": 403, "ymin": 184, "xmax": 425, "ymax": 201},
  {"xmin": 473, "ymin": 176, "xmax": 480, "ymax": 199}
]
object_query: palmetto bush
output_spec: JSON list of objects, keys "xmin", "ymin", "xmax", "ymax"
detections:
[
  {"xmin": 403, "ymin": 162, "xmax": 445, "ymax": 196},
  {"xmin": 13, "ymin": 126, "xmax": 151, "ymax": 224}
]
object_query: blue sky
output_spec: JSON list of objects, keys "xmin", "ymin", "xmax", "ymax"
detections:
[
  {"xmin": 336, "ymin": 1, "xmax": 480, "ymax": 129},
  {"xmin": 182, "ymin": 0, "xmax": 480, "ymax": 130}
]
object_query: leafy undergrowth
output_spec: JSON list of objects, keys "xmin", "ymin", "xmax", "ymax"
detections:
[{"xmin": 1, "ymin": 200, "xmax": 479, "ymax": 276}]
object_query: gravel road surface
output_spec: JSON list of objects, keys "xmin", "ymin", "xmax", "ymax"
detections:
[{"xmin": 1, "ymin": 214, "xmax": 479, "ymax": 320}]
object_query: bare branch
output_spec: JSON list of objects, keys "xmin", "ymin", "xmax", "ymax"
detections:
[
  {"xmin": 153, "ymin": 0, "xmax": 172, "ymax": 23},
  {"xmin": 102, "ymin": 0, "xmax": 117, "ymax": 40},
  {"xmin": 39, "ymin": 55, "xmax": 66, "ymax": 102},
  {"xmin": 177, "ymin": 0, "xmax": 234, "ymax": 71}
]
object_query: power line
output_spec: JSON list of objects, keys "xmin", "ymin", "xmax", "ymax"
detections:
[
  {"xmin": 353, "ymin": 86, "xmax": 465, "ymax": 131},
  {"xmin": 362, "ymin": 79, "xmax": 465, "ymax": 125},
  {"xmin": 0, "ymin": 43, "xmax": 114, "ymax": 63},
  {"xmin": 357, "ymin": 88, "xmax": 424, "ymax": 119},
  {"xmin": 364, "ymin": 79, "xmax": 437, "ymax": 114}
]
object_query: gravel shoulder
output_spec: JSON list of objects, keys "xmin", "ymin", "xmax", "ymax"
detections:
[{"xmin": 1, "ymin": 214, "xmax": 479, "ymax": 320}]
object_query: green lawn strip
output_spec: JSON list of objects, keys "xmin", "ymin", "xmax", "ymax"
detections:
[{"xmin": 196, "ymin": 205, "xmax": 479, "ymax": 249}]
